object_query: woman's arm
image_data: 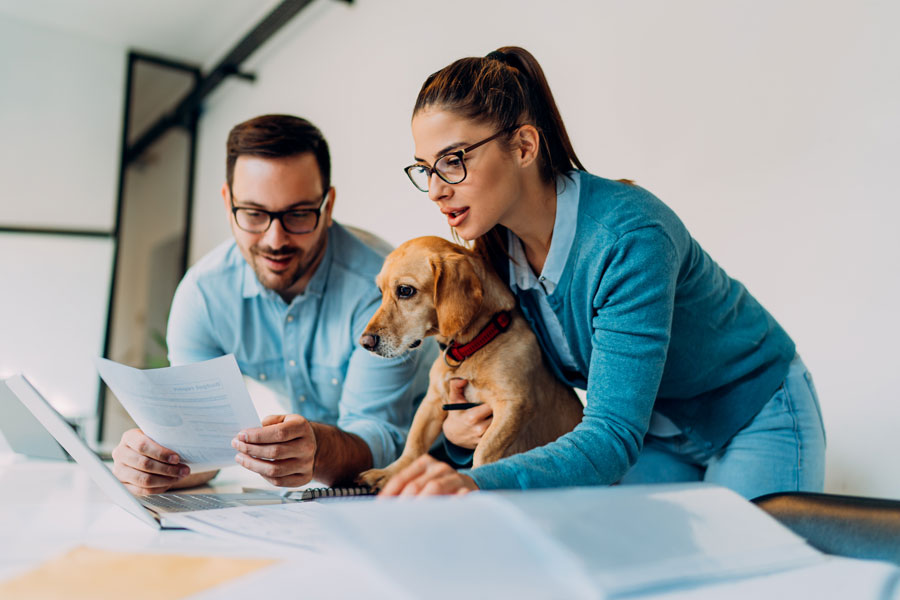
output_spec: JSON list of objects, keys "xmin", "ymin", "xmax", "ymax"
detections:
[{"xmin": 466, "ymin": 226, "xmax": 680, "ymax": 490}]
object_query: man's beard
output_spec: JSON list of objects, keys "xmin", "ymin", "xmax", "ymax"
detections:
[{"xmin": 249, "ymin": 233, "xmax": 327, "ymax": 294}]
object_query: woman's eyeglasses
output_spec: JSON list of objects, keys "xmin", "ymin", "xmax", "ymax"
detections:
[{"xmin": 404, "ymin": 125, "xmax": 520, "ymax": 192}]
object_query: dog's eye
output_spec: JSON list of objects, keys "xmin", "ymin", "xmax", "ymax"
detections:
[{"xmin": 396, "ymin": 285, "xmax": 416, "ymax": 299}]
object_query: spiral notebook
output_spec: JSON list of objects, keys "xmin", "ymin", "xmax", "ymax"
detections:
[{"xmin": 243, "ymin": 486, "xmax": 376, "ymax": 501}]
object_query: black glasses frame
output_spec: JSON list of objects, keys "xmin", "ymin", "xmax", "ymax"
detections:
[
  {"xmin": 404, "ymin": 125, "xmax": 520, "ymax": 192},
  {"xmin": 230, "ymin": 191, "xmax": 329, "ymax": 235}
]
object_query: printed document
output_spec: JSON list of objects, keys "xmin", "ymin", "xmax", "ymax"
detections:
[
  {"xmin": 160, "ymin": 483, "xmax": 825, "ymax": 600},
  {"xmin": 96, "ymin": 355, "xmax": 260, "ymax": 471}
]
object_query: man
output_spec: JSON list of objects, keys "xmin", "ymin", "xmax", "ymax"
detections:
[{"xmin": 111, "ymin": 114, "xmax": 436, "ymax": 494}]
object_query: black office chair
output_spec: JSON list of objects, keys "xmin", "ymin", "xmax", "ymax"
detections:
[{"xmin": 752, "ymin": 491, "xmax": 900, "ymax": 565}]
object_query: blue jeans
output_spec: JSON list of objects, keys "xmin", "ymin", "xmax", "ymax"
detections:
[{"xmin": 620, "ymin": 355, "xmax": 826, "ymax": 499}]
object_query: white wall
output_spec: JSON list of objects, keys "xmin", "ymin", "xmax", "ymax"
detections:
[
  {"xmin": 188, "ymin": 0, "xmax": 900, "ymax": 498},
  {"xmin": 0, "ymin": 15, "xmax": 122, "ymax": 435},
  {"xmin": 0, "ymin": 15, "xmax": 121, "ymax": 230},
  {"xmin": 0, "ymin": 233, "xmax": 113, "ymax": 424},
  {"xmin": 101, "ymin": 127, "xmax": 194, "ymax": 442}
]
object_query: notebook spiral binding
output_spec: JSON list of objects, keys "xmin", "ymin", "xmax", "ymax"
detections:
[{"xmin": 289, "ymin": 485, "xmax": 375, "ymax": 501}]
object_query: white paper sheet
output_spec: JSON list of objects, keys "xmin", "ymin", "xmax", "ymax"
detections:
[
  {"xmin": 164, "ymin": 501, "xmax": 334, "ymax": 552},
  {"xmin": 166, "ymin": 496, "xmax": 595, "ymax": 599},
  {"xmin": 161, "ymin": 484, "xmax": 827, "ymax": 600},
  {"xmin": 495, "ymin": 485, "xmax": 824, "ymax": 596},
  {"xmin": 96, "ymin": 355, "xmax": 260, "ymax": 471},
  {"xmin": 647, "ymin": 555, "xmax": 900, "ymax": 600}
]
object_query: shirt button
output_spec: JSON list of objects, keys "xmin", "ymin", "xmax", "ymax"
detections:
[
  {"xmin": 331, "ymin": 378, "xmax": 339, "ymax": 386},
  {"xmin": 259, "ymin": 373, "xmax": 267, "ymax": 381},
  {"xmin": 298, "ymin": 395, "xmax": 306, "ymax": 403},
  {"xmin": 286, "ymin": 315, "xmax": 294, "ymax": 322},
  {"xmin": 288, "ymin": 360, "xmax": 296, "ymax": 367},
  {"xmin": 539, "ymin": 276, "xmax": 546, "ymax": 281}
]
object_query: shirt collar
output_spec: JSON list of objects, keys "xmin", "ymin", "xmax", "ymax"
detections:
[
  {"xmin": 508, "ymin": 171, "xmax": 580, "ymax": 295},
  {"xmin": 241, "ymin": 227, "xmax": 334, "ymax": 303}
]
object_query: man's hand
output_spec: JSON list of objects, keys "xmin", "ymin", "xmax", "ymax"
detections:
[
  {"xmin": 232, "ymin": 414, "xmax": 317, "ymax": 487},
  {"xmin": 379, "ymin": 455, "xmax": 479, "ymax": 497},
  {"xmin": 443, "ymin": 378, "xmax": 493, "ymax": 450},
  {"xmin": 111, "ymin": 429, "xmax": 216, "ymax": 495}
]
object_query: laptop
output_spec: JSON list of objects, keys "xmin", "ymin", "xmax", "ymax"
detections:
[
  {"xmin": 0, "ymin": 377, "xmax": 71, "ymax": 461},
  {"xmin": 4, "ymin": 373, "xmax": 292, "ymax": 529}
]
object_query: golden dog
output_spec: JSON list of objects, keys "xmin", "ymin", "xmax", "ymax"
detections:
[{"xmin": 357, "ymin": 236, "xmax": 583, "ymax": 490}]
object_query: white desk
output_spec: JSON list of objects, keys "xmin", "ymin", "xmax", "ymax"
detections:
[
  {"xmin": 0, "ymin": 458, "xmax": 406, "ymax": 598},
  {"xmin": 2, "ymin": 457, "xmax": 898, "ymax": 600}
]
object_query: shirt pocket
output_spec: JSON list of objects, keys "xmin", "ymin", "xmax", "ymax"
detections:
[
  {"xmin": 238, "ymin": 358, "xmax": 287, "ymax": 397},
  {"xmin": 309, "ymin": 363, "xmax": 343, "ymax": 420}
]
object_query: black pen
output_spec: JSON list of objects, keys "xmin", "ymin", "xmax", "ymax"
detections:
[{"xmin": 442, "ymin": 402, "xmax": 483, "ymax": 411}]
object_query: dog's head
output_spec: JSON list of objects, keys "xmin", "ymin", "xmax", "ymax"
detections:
[{"xmin": 359, "ymin": 236, "xmax": 484, "ymax": 358}]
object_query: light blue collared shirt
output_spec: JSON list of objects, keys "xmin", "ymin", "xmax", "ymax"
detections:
[
  {"xmin": 166, "ymin": 223, "xmax": 438, "ymax": 468},
  {"xmin": 507, "ymin": 172, "xmax": 581, "ymax": 371},
  {"xmin": 507, "ymin": 172, "xmax": 679, "ymax": 437}
]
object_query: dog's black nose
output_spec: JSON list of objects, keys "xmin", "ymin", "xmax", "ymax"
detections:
[{"xmin": 359, "ymin": 333, "xmax": 380, "ymax": 351}]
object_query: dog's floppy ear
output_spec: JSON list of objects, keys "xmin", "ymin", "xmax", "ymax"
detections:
[{"xmin": 431, "ymin": 253, "xmax": 484, "ymax": 338}]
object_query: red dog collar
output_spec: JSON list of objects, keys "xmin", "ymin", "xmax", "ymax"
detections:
[{"xmin": 444, "ymin": 311, "xmax": 512, "ymax": 367}]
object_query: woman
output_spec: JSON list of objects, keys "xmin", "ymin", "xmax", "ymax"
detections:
[{"xmin": 381, "ymin": 46, "xmax": 825, "ymax": 499}]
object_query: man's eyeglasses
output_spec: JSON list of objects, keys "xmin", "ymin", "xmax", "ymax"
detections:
[
  {"xmin": 404, "ymin": 125, "xmax": 520, "ymax": 193},
  {"xmin": 230, "ymin": 192, "xmax": 329, "ymax": 235}
]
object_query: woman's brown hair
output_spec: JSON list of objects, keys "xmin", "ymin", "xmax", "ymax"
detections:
[{"xmin": 413, "ymin": 46, "xmax": 584, "ymax": 276}]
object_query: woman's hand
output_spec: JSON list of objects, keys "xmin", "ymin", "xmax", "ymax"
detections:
[
  {"xmin": 379, "ymin": 455, "xmax": 479, "ymax": 497},
  {"xmin": 443, "ymin": 378, "xmax": 493, "ymax": 449}
]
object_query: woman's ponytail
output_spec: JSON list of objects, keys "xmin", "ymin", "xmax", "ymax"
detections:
[{"xmin": 488, "ymin": 47, "xmax": 584, "ymax": 180}]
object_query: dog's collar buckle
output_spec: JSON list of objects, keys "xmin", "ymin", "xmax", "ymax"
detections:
[{"xmin": 443, "ymin": 311, "xmax": 512, "ymax": 367}]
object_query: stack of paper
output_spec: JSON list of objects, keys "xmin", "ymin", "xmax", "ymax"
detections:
[{"xmin": 166, "ymin": 483, "xmax": 824, "ymax": 599}]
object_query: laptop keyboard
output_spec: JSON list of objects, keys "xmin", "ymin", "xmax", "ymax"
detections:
[
  {"xmin": 141, "ymin": 486, "xmax": 376, "ymax": 513},
  {"xmin": 140, "ymin": 493, "xmax": 250, "ymax": 512}
]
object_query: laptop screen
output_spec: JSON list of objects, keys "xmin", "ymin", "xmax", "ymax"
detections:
[
  {"xmin": 0, "ymin": 377, "xmax": 70, "ymax": 461},
  {"xmin": 4, "ymin": 374, "xmax": 162, "ymax": 529}
]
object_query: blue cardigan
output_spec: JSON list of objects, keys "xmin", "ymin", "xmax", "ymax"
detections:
[{"xmin": 467, "ymin": 172, "xmax": 795, "ymax": 490}]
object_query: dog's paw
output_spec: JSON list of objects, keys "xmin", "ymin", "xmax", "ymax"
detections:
[{"xmin": 356, "ymin": 468, "xmax": 392, "ymax": 491}]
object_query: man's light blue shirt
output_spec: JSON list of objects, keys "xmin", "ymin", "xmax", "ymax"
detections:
[{"xmin": 166, "ymin": 223, "xmax": 438, "ymax": 468}]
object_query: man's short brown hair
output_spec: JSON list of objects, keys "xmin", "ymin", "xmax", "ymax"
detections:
[{"xmin": 226, "ymin": 114, "xmax": 331, "ymax": 192}]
